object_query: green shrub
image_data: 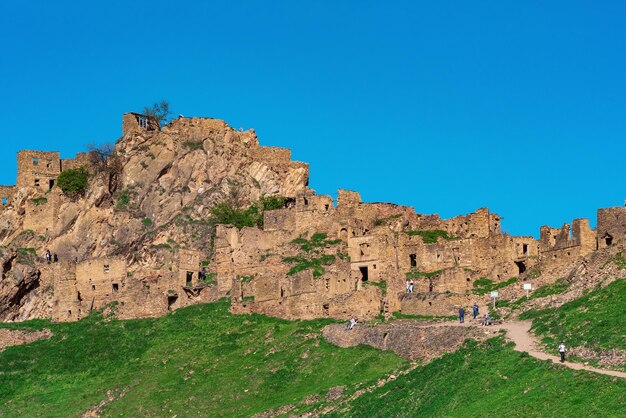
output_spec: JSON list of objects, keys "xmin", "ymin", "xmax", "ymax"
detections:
[
  {"xmin": 527, "ymin": 268, "xmax": 541, "ymax": 279},
  {"xmin": 530, "ymin": 278, "xmax": 569, "ymax": 299},
  {"xmin": 116, "ymin": 190, "xmax": 130, "ymax": 210},
  {"xmin": 405, "ymin": 229, "xmax": 455, "ymax": 243},
  {"xmin": 31, "ymin": 197, "xmax": 47, "ymax": 205},
  {"xmin": 57, "ymin": 166, "xmax": 89, "ymax": 197},
  {"xmin": 142, "ymin": 217, "xmax": 153, "ymax": 227},
  {"xmin": 406, "ymin": 270, "xmax": 441, "ymax": 279},
  {"xmin": 373, "ymin": 214, "xmax": 402, "ymax": 226},
  {"xmin": 473, "ymin": 277, "xmax": 518, "ymax": 295},
  {"xmin": 259, "ymin": 195, "xmax": 287, "ymax": 211},
  {"xmin": 364, "ymin": 280, "xmax": 387, "ymax": 296},
  {"xmin": 283, "ymin": 233, "xmax": 345, "ymax": 278},
  {"xmin": 209, "ymin": 202, "xmax": 262, "ymax": 229}
]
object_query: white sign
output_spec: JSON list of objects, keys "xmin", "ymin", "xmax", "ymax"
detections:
[
  {"xmin": 490, "ymin": 291, "xmax": 499, "ymax": 298},
  {"xmin": 523, "ymin": 283, "xmax": 532, "ymax": 290}
]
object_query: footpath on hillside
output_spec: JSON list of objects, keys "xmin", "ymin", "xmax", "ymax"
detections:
[{"xmin": 432, "ymin": 319, "xmax": 626, "ymax": 379}]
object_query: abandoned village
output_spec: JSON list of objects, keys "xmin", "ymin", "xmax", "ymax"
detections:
[{"xmin": 0, "ymin": 112, "xmax": 624, "ymax": 324}]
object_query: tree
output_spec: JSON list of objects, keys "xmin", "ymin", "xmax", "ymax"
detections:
[
  {"xmin": 87, "ymin": 143, "xmax": 114, "ymax": 172},
  {"xmin": 143, "ymin": 100, "xmax": 171, "ymax": 126},
  {"xmin": 57, "ymin": 166, "xmax": 89, "ymax": 198},
  {"xmin": 86, "ymin": 142, "xmax": 121, "ymax": 194}
]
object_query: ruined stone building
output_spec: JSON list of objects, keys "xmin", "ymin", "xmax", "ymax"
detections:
[{"xmin": 0, "ymin": 111, "xmax": 625, "ymax": 323}]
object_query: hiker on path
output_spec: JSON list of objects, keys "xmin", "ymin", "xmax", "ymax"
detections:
[
  {"xmin": 409, "ymin": 279, "xmax": 414, "ymax": 293},
  {"xmin": 45, "ymin": 249, "xmax": 51, "ymax": 263},
  {"xmin": 473, "ymin": 303, "xmax": 479, "ymax": 319},
  {"xmin": 459, "ymin": 306, "xmax": 465, "ymax": 323},
  {"xmin": 482, "ymin": 313, "xmax": 492, "ymax": 326},
  {"xmin": 53, "ymin": 253, "xmax": 58, "ymax": 263},
  {"xmin": 406, "ymin": 280, "xmax": 410, "ymax": 293},
  {"xmin": 559, "ymin": 342, "xmax": 566, "ymax": 363},
  {"xmin": 347, "ymin": 317, "xmax": 357, "ymax": 330}
]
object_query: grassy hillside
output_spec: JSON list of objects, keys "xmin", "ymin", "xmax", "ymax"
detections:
[
  {"xmin": 0, "ymin": 300, "xmax": 406, "ymax": 417},
  {"xmin": 327, "ymin": 337, "xmax": 626, "ymax": 417},
  {"xmin": 520, "ymin": 278, "xmax": 626, "ymax": 360}
]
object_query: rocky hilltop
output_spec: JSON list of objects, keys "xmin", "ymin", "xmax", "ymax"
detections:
[
  {"xmin": 0, "ymin": 112, "xmax": 625, "ymax": 324},
  {"xmin": 0, "ymin": 113, "xmax": 308, "ymax": 321}
]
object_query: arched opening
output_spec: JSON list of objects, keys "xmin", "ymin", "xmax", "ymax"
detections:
[
  {"xmin": 605, "ymin": 233, "xmax": 613, "ymax": 246},
  {"xmin": 515, "ymin": 261, "xmax": 526, "ymax": 274}
]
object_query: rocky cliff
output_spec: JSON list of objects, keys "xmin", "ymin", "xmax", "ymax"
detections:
[{"xmin": 0, "ymin": 115, "xmax": 309, "ymax": 321}]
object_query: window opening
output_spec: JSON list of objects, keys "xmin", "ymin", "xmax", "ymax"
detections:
[
  {"xmin": 103, "ymin": 264, "xmax": 110, "ymax": 273},
  {"xmin": 32, "ymin": 158, "xmax": 39, "ymax": 166},
  {"xmin": 523, "ymin": 244, "xmax": 528, "ymax": 255},
  {"xmin": 34, "ymin": 178, "xmax": 40, "ymax": 187},
  {"xmin": 186, "ymin": 271, "xmax": 193, "ymax": 287},
  {"xmin": 409, "ymin": 254, "xmax": 417, "ymax": 267},
  {"xmin": 112, "ymin": 283, "xmax": 119, "ymax": 293}
]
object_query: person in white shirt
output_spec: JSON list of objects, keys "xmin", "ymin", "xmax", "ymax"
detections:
[{"xmin": 558, "ymin": 342, "xmax": 566, "ymax": 363}]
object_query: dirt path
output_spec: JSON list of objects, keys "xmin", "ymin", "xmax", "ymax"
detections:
[
  {"xmin": 426, "ymin": 319, "xmax": 626, "ymax": 378},
  {"xmin": 494, "ymin": 320, "xmax": 626, "ymax": 378}
]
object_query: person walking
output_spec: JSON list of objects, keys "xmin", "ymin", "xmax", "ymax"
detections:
[
  {"xmin": 409, "ymin": 279, "xmax": 414, "ymax": 293},
  {"xmin": 459, "ymin": 306, "xmax": 465, "ymax": 323},
  {"xmin": 473, "ymin": 303, "xmax": 479, "ymax": 319},
  {"xmin": 559, "ymin": 342, "xmax": 566, "ymax": 363},
  {"xmin": 45, "ymin": 249, "xmax": 51, "ymax": 264},
  {"xmin": 406, "ymin": 280, "xmax": 410, "ymax": 293}
]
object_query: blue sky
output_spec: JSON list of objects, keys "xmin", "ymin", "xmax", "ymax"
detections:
[{"xmin": 1, "ymin": 1, "xmax": 624, "ymax": 237}]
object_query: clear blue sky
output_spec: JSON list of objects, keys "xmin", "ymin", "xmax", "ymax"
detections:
[{"xmin": 1, "ymin": 1, "xmax": 625, "ymax": 237}]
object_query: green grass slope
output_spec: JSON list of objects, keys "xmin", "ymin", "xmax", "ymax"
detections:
[
  {"xmin": 0, "ymin": 300, "xmax": 406, "ymax": 417},
  {"xmin": 328, "ymin": 337, "xmax": 626, "ymax": 417},
  {"xmin": 521, "ymin": 278, "xmax": 626, "ymax": 359}
]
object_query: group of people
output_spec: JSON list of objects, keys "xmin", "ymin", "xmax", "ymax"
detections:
[
  {"xmin": 405, "ymin": 279, "xmax": 434, "ymax": 293},
  {"xmin": 458, "ymin": 304, "xmax": 492, "ymax": 325},
  {"xmin": 458, "ymin": 304, "xmax": 568, "ymax": 362},
  {"xmin": 44, "ymin": 249, "xmax": 58, "ymax": 263}
]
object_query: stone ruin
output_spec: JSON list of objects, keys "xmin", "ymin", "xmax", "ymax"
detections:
[
  {"xmin": 1, "ymin": 111, "xmax": 625, "ymax": 323},
  {"xmin": 216, "ymin": 189, "xmax": 626, "ymax": 320}
]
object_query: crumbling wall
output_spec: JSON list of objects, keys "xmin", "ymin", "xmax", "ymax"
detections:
[
  {"xmin": 23, "ymin": 190, "xmax": 63, "ymax": 234},
  {"xmin": 0, "ymin": 186, "xmax": 16, "ymax": 209},
  {"xmin": 249, "ymin": 146, "xmax": 292, "ymax": 167},
  {"xmin": 178, "ymin": 249, "xmax": 203, "ymax": 287},
  {"xmin": 122, "ymin": 112, "xmax": 159, "ymax": 136},
  {"xmin": 75, "ymin": 257, "xmax": 127, "ymax": 313},
  {"xmin": 597, "ymin": 206, "xmax": 626, "ymax": 249},
  {"xmin": 61, "ymin": 152, "xmax": 91, "ymax": 172},
  {"xmin": 16, "ymin": 150, "xmax": 61, "ymax": 190}
]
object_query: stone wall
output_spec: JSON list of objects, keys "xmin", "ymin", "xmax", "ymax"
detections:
[
  {"xmin": 597, "ymin": 206, "xmax": 626, "ymax": 249},
  {"xmin": 0, "ymin": 186, "xmax": 16, "ymax": 209},
  {"xmin": 16, "ymin": 150, "xmax": 61, "ymax": 190}
]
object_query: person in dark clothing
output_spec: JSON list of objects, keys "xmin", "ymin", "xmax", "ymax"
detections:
[
  {"xmin": 459, "ymin": 307, "xmax": 465, "ymax": 323},
  {"xmin": 53, "ymin": 253, "xmax": 58, "ymax": 262},
  {"xmin": 473, "ymin": 303, "xmax": 479, "ymax": 319}
]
